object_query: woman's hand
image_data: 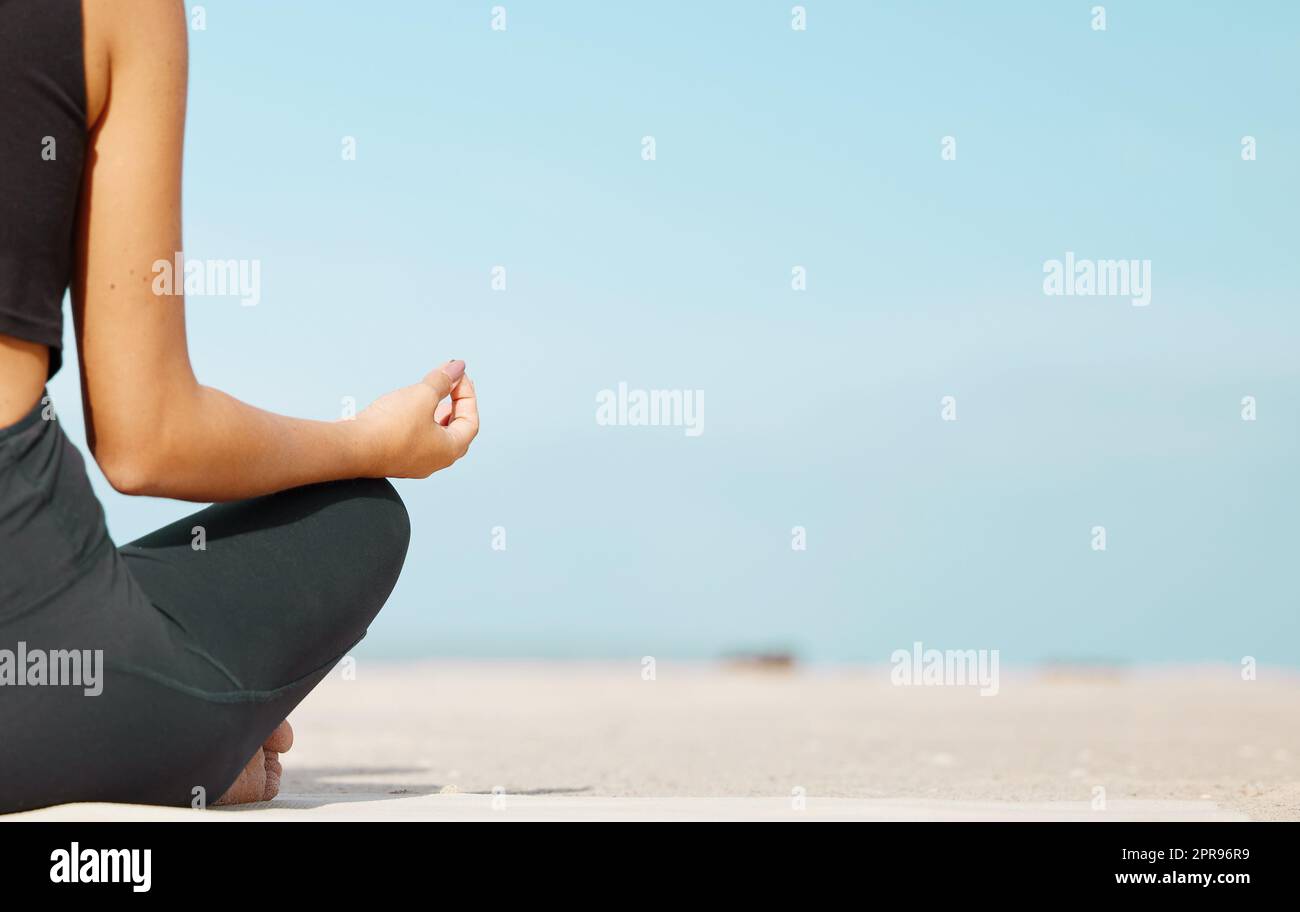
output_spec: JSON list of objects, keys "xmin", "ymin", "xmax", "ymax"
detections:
[{"xmin": 355, "ymin": 360, "xmax": 480, "ymax": 479}]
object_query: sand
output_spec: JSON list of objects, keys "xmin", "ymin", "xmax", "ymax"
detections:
[{"xmin": 7, "ymin": 662, "xmax": 1297, "ymax": 821}]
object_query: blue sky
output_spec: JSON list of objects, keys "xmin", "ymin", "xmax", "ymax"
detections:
[{"xmin": 51, "ymin": 1, "xmax": 1299, "ymax": 664}]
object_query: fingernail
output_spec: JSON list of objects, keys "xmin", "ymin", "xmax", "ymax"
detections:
[{"xmin": 441, "ymin": 360, "xmax": 466, "ymax": 383}]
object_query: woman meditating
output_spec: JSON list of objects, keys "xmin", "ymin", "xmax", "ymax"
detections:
[{"xmin": 0, "ymin": 0, "xmax": 478, "ymax": 812}]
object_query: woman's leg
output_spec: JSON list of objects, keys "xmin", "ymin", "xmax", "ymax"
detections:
[
  {"xmin": 1, "ymin": 390, "xmax": 409, "ymax": 814},
  {"xmin": 114, "ymin": 477, "xmax": 411, "ymax": 804},
  {"xmin": 120, "ymin": 478, "xmax": 410, "ymax": 694}
]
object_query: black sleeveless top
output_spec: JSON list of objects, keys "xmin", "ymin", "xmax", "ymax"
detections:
[{"xmin": 0, "ymin": 0, "xmax": 88, "ymax": 378}]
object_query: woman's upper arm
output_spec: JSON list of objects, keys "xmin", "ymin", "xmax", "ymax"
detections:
[{"xmin": 73, "ymin": 0, "xmax": 196, "ymax": 468}]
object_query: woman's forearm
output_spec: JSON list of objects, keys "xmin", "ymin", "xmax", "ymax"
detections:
[{"xmin": 100, "ymin": 384, "xmax": 376, "ymax": 502}]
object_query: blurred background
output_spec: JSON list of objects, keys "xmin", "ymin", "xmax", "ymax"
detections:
[{"xmin": 50, "ymin": 1, "xmax": 1299, "ymax": 665}]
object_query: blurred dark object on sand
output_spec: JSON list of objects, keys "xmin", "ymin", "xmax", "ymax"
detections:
[{"xmin": 722, "ymin": 650, "xmax": 798, "ymax": 672}]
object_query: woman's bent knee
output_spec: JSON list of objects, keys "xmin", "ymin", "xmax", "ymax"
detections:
[
  {"xmin": 323, "ymin": 478, "xmax": 410, "ymax": 621},
  {"xmin": 347, "ymin": 477, "xmax": 410, "ymax": 579}
]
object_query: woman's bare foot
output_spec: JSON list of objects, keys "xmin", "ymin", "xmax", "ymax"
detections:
[{"xmin": 215, "ymin": 721, "xmax": 294, "ymax": 806}]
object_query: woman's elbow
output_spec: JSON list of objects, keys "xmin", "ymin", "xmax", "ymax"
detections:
[
  {"xmin": 87, "ymin": 396, "xmax": 189, "ymax": 496},
  {"xmin": 94, "ymin": 443, "xmax": 165, "ymax": 496}
]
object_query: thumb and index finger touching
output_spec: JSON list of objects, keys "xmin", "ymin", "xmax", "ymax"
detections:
[{"xmin": 422, "ymin": 359, "xmax": 479, "ymax": 451}]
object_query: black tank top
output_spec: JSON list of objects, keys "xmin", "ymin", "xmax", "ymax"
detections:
[{"xmin": 0, "ymin": 0, "xmax": 87, "ymax": 378}]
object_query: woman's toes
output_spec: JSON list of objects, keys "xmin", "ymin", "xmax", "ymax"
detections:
[
  {"xmin": 215, "ymin": 748, "xmax": 267, "ymax": 806},
  {"xmin": 264, "ymin": 720, "xmax": 294, "ymax": 754},
  {"xmin": 262, "ymin": 750, "xmax": 283, "ymax": 801},
  {"xmin": 213, "ymin": 722, "xmax": 292, "ymax": 806}
]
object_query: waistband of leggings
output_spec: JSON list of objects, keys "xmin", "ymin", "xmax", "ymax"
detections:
[{"xmin": 0, "ymin": 389, "xmax": 51, "ymax": 442}]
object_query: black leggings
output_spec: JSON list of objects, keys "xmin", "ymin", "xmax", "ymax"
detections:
[{"xmin": 0, "ymin": 393, "xmax": 409, "ymax": 814}]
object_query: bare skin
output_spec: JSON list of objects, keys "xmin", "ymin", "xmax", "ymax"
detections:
[
  {"xmin": 0, "ymin": 0, "xmax": 480, "ymax": 805},
  {"xmin": 0, "ymin": 335, "xmax": 48, "ymax": 425},
  {"xmin": 215, "ymin": 722, "xmax": 294, "ymax": 806}
]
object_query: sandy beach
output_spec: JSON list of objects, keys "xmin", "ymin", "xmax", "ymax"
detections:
[{"xmin": 8, "ymin": 662, "xmax": 1298, "ymax": 821}]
